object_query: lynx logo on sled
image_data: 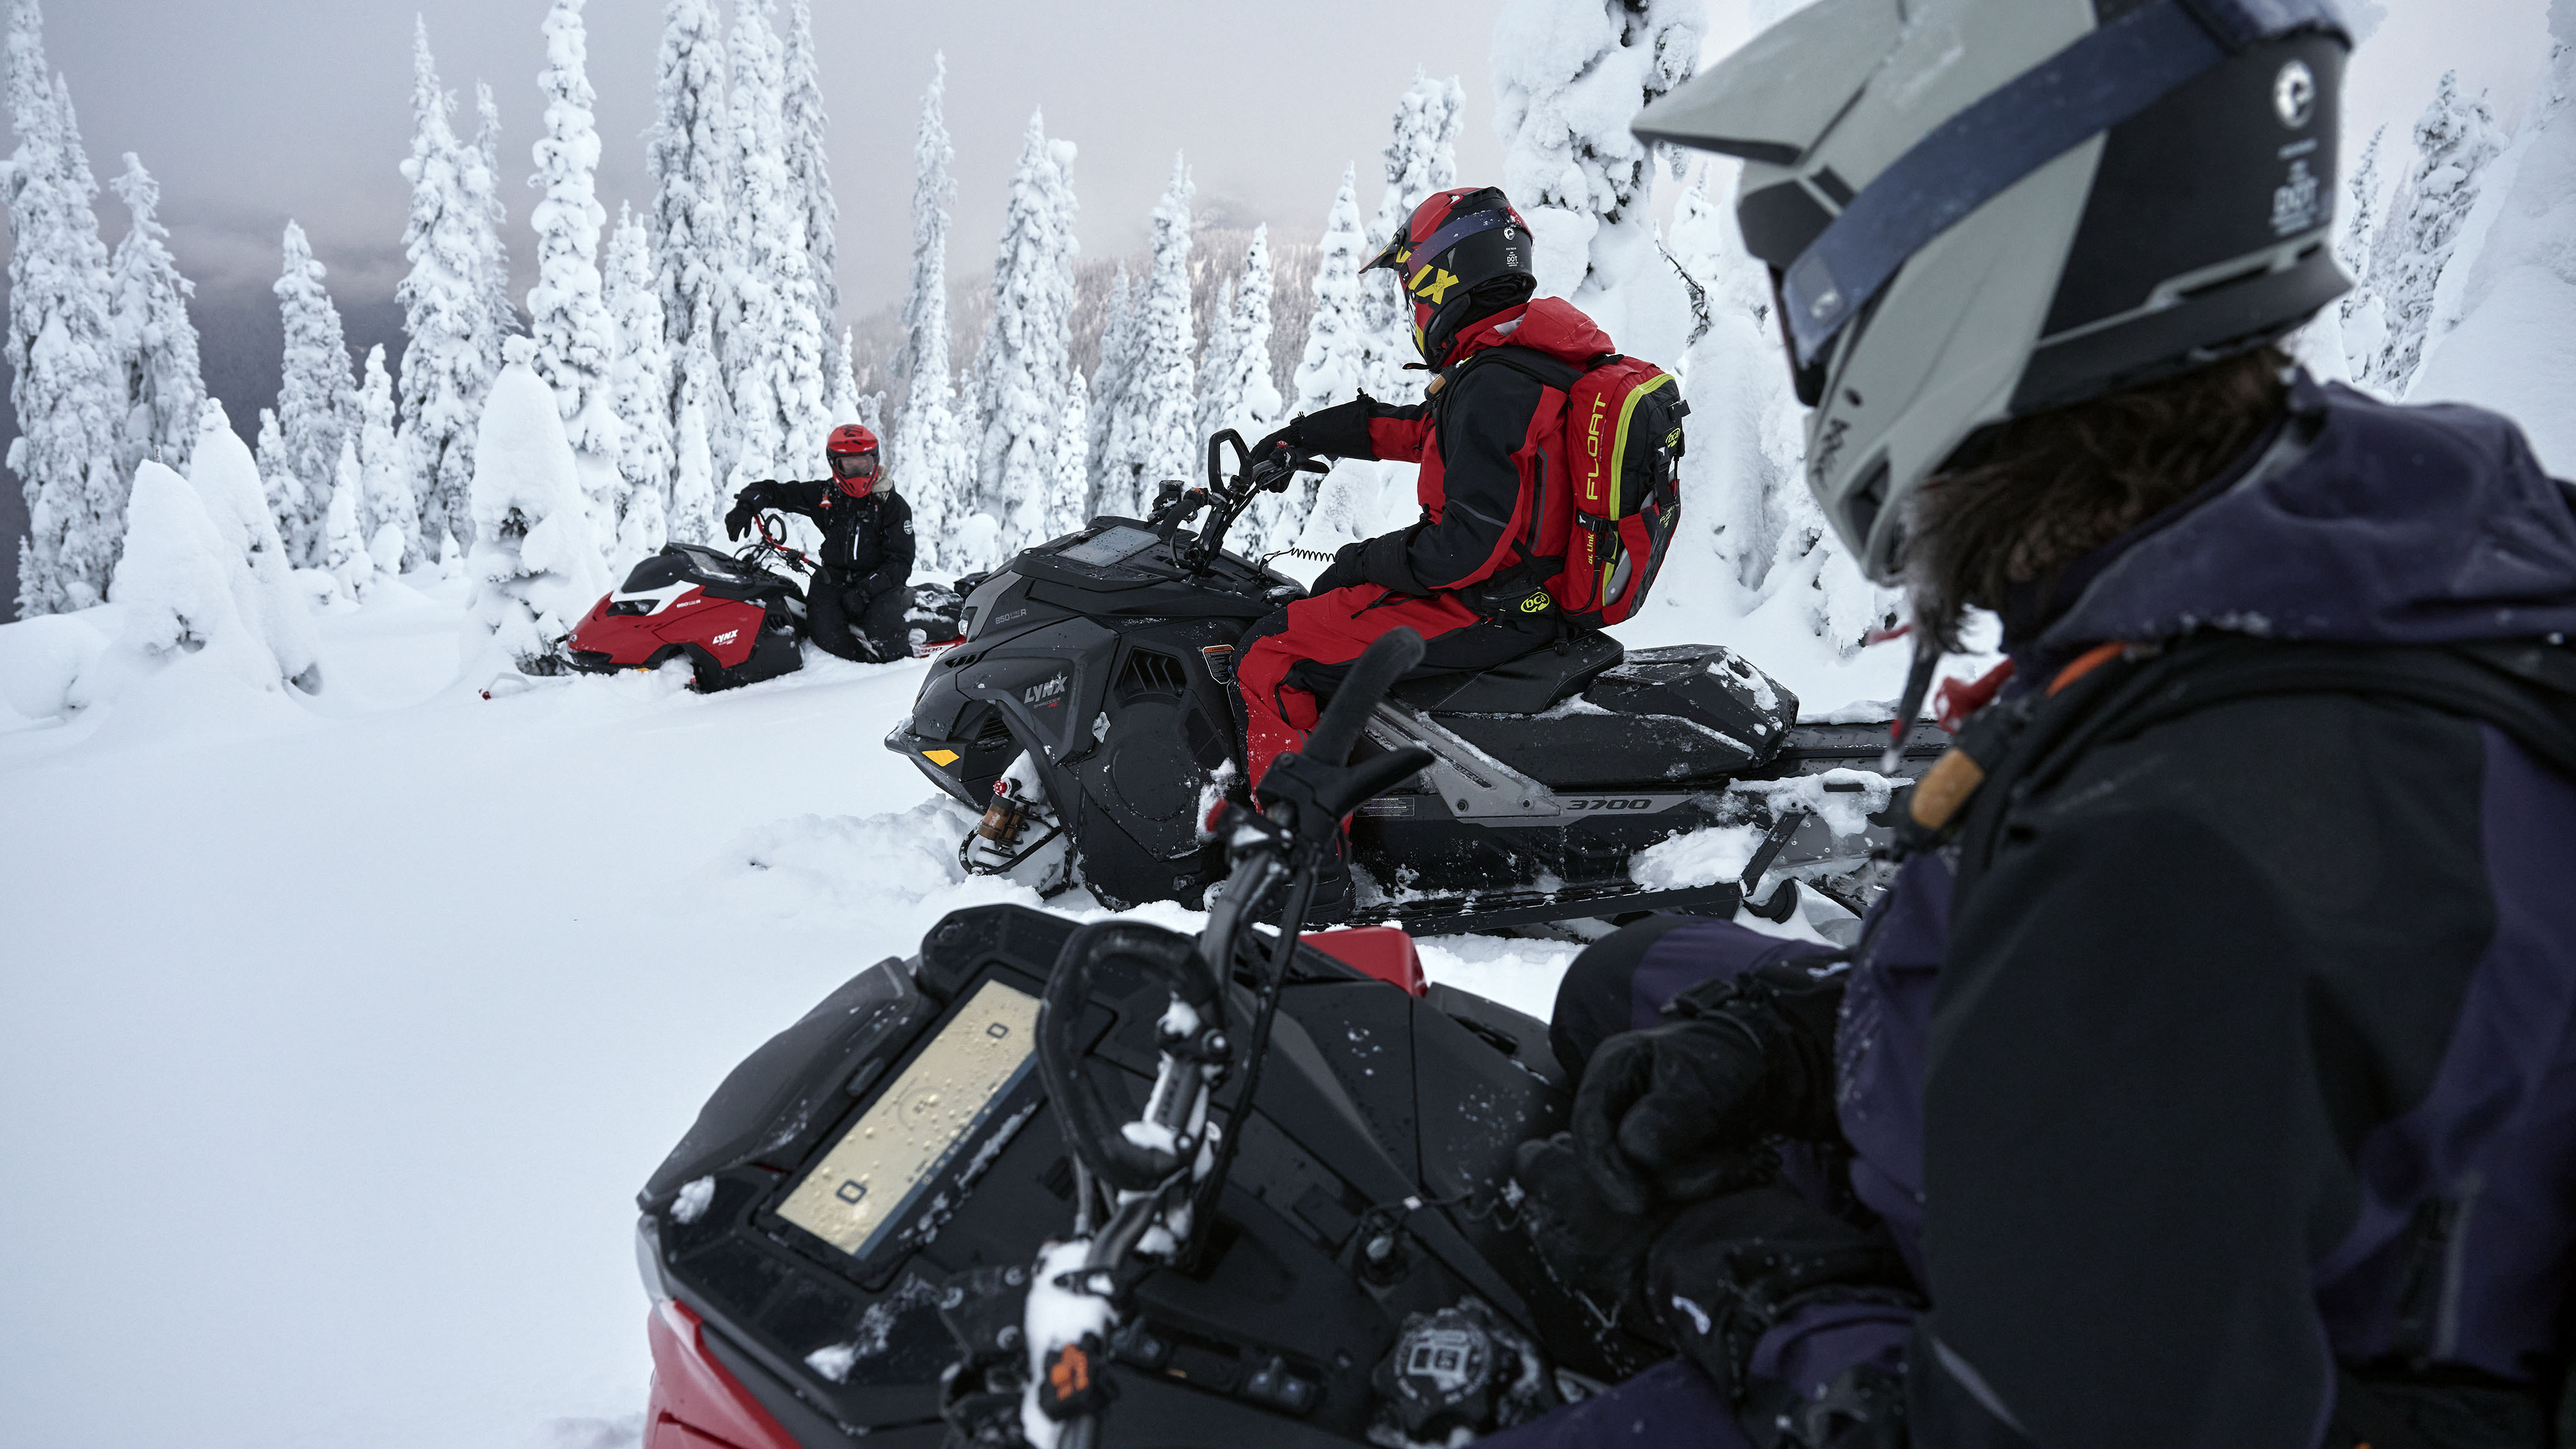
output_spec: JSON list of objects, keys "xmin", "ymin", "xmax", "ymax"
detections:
[
  {"xmin": 712, "ymin": 629, "xmax": 740, "ymax": 647},
  {"xmin": 1024, "ymin": 672, "xmax": 1069, "ymax": 708}
]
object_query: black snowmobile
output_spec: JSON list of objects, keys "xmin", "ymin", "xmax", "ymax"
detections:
[
  {"xmin": 637, "ymin": 632, "xmax": 1681, "ymax": 1449},
  {"xmin": 886, "ymin": 434, "xmax": 1939, "ymax": 932}
]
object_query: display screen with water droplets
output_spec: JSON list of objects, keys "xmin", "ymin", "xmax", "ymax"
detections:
[{"xmin": 775, "ymin": 978, "xmax": 1041, "ymax": 1259}]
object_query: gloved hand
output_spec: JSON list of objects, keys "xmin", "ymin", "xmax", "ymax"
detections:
[
  {"xmin": 1646, "ymin": 1187, "xmax": 1920, "ymax": 1406},
  {"xmin": 1513, "ymin": 1133, "xmax": 1683, "ymax": 1343},
  {"xmin": 1257, "ymin": 394, "xmax": 1377, "ymax": 468},
  {"xmin": 1575, "ymin": 965, "xmax": 1845, "ymax": 1215},
  {"xmin": 723, "ymin": 502, "xmax": 755, "ymax": 540},
  {"xmin": 1307, "ymin": 540, "xmax": 1370, "ymax": 596}
]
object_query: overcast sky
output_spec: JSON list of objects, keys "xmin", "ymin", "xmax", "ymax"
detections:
[{"xmin": 25, "ymin": 0, "xmax": 2557, "ymax": 321}]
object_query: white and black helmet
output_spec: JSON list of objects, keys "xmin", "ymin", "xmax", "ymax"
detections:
[{"xmin": 1634, "ymin": 0, "xmax": 2354, "ymax": 582}]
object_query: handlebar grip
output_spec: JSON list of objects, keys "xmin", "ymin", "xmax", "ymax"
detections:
[{"xmin": 1304, "ymin": 628, "xmax": 1424, "ymax": 767}]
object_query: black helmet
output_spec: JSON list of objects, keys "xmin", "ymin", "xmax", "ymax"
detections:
[
  {"xmin": 1365, "ymin": 185, "xmax": 1538, "ymax": 367},
  {"xmin": 1633, "ymin": 0, "xmax": 2353, "ymax": 582}
]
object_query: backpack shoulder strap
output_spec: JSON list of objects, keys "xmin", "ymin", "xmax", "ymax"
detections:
[
  {"xmin": 1451, "ymin": 344, "xmax": 1586, "ymax": 394},
  {"xmin": 1947, "ymin": 635, "xmax": 2576, "ymax": 901}
]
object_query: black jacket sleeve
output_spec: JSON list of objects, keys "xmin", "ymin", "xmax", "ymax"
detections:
[
  {"xmin": 858, "ymin": 492, "xmax": 915, "ymax": 597},
  {"xmin": 733, "ymin": 478, "xmax": 831, "ymax": 525},
  {"xmin": 1359, "ymin": 363, "xmax": 1544, "ymax": 595}
]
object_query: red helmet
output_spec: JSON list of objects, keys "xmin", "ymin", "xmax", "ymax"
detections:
[
  {"xmin": 1363, "ymin": 186, "xmax": 1536, "ymax": 367},
  {"xmin": 826, "ymin": 423, "xmax": 882, "ymax": 497}
]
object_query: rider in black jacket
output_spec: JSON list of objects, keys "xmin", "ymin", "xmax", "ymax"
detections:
[{"xmin": 725, "ymin": 423, "xmax": 917, "ymax": 663}]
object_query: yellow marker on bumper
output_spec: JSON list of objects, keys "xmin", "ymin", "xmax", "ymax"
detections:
[{"xmin": 923, "ymin": 749, "xmax": 960, "ymax": 767}]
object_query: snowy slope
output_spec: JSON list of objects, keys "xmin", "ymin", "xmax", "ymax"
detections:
[{"xmin": 5, "ymin": 572, "xmax": 1847, "ymax": 1449}]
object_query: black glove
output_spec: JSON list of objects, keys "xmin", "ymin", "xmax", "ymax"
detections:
[
  {"xmin": 1257, "ymin": 394, "xmax": 1379, "ymax": 467},
  {"xmin": 723, "ymin": 482, "xmax": 774, "ymax": 541},
  {"xmin": 1646, "ymin": 1187, "xmax": 1920, "ymax": 1407},
  {"xmin": 1307, "ymin": 540, "xmax": 1370, "ymax": 596},
  {"xmin": 1575, "ymin": 965, "xmax": 1845, "ymax": 1215},
  {"xmin": 1513, "ymin": 1133, "xmax": 1681, "ymax": 1343}
]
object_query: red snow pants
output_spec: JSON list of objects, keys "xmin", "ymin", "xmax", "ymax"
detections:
[{"xmin": 1236, "ymin": 584, "xmax": 1562, "ymax": 791}]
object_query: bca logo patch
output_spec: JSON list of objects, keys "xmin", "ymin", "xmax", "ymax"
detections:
[{"xmin": 1519, "ymin": 591, "xmax": 1550, "ymax": 614}]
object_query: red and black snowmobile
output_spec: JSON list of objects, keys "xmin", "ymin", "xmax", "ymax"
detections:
[{"xmin": 569, "ymin": 514, "xmax": 962, "ymax": 691}]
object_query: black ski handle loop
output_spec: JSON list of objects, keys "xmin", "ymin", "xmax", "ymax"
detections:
[
  {"xmin": 1036, "ymin": 919, "xmax": 1210, "ymax": 1196},
  {"xmin": 1306, "ymin": 628, "xmax": 1424, "ymax": 767},
  {"xmin": 1207, "ymin": 430, "xmax": 1251, "ymax": 497}
]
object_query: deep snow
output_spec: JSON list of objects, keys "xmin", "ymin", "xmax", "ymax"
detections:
[{"xmin": 0, "ymin": 569, "xmax": 1882, "ymax": 1449}]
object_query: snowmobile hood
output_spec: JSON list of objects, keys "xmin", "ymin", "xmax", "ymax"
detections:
[
  {"xmin": 1445, "ymin": 296, "xmax": 1616, "ymax": 370},
  {"xmin": 2026, "ymin": 372, "xmax": 2576, "ymax": 670}
]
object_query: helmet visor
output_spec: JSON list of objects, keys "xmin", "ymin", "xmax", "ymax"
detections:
[{"xmin": 830, "ymin": 450, "xmax": 880, "ymax": 482}]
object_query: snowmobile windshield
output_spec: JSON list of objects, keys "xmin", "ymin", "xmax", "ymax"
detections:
[{"xmin": 774, "ymin": 979, "xmax": 1041, "ymax": 1262}]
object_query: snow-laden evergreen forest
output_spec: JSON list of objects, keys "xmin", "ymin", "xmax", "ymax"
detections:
[{"xmin": 4, "ymin": 0, "xmax": 2575, "ymax": 1445}]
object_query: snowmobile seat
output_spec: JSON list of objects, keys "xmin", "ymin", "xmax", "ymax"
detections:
[{"xmin": 1387, "ymin": 630, "xmax": 1626, "ymax": 714}]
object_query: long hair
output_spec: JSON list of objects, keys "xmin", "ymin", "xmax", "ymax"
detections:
[{"xmin": 1901, "ymin": 347, "xmax": 2291, "ymax": 648}]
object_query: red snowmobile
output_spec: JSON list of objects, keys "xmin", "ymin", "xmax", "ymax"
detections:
[{"xmin": 567, "ymin": 513, "xmax": 962, "ymax": 692}]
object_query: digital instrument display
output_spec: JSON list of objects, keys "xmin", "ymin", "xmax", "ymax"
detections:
[
  {"xmin": 1056, "ymin": 525, "xmax": 1161, "ymax": 569},
  {"xmin": 775, "ymin": 978, "xmax": 1040, "ymax": 1260}
]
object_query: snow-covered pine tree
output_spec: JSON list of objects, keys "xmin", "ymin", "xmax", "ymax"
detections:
[
  {"xmin": 527, "ymin": 0, "xmax": 625, "ymax": 569},
  {"xmin": 2339, "ymin": 125, "xmax": 2387, "ymax": 292},
  {"xmin": 827, "ymin": 325, "xmax": 860, "ymax": 425},
  {"xmin": 5, "ymin": 1, "xmax": 123, "ymax": 618},
  {"xmin": 975, "ymin": 109, "xmax": 1080, "ymax": 557},
  {"xmin": 394, "ymin": 19, "xmax": 501, "ymax": 562},
  {"xmin": 1283, "ymin": 168, "xmax": 1371, "ymax": 548},
  {"xmin": 1204, "ymin": 230, "xmax": 1287, "ymax": 547},
  {"xmin": 1045, "ymin": 369, "xmax": 1091, "ymax": 541},
  {"xmin": 106, "ymin": 152, "xmax": 204, "ymax": 482},
  {"xmin": 1201, "ymin": 228, "xmax": 1282, "ymax": 452},
  {"xmin": 669, "ymin": 391, "xmax": 717, "ymax": 547},
  {"xmin": 647, "ymin": 0, "xmax": 733, "ymax": 491},
  {"xmin": 780, "ymin": 0, "xmax": 836, "ymax": 341},
  {"xmin": 1360, "ymin": 71, "xmax": 1463, "ymax": 405},
  {"xmin": 2359, "ymin": 71, "xmax": 2505, "ymax": 396},
  {"xmin": 273, "ymin": 221, "xmax": 355, "ymax": 568},
  {"xmin": 186, "ymin": 397, "xmax": 321, "ymax": 690},
  {"xmin": 1100, "ymin": 157, "xmax": 1197, "ymax": 521},
  {"xmin": 1493, "ymin": 0, "xmax": 1705, "ymax": 341},
  {"xmin": 325, "ymin": 436, "xmax": 374, "ymax": 600},
  {"xmin": 1084, "ymin": 262, "xmax": 1138, "ymax": 516},
  {"xmin": 354, "ymin": 345, "xmax": 417, "ymax": 572},
  {"xmin": 605, "ymin": 204, "xmax": 677, "ymax": 555},
  {"xmin": 1195, "ymin": 279, "xmax": 1240, "ymax": 447},
  {"xmin": 892, "ymin": 54, "xmax": 973, "ymax": 569},
  {"xmin": 470, "ymin": 84, "xmax": 517, "ymax": 345},
  {"xmin": 465, "ymin": 335, "xmax": 608, "ymax": 677},
  {"xmin": 253, "ymin": 405, "xmax": 302, "ymax": 567},
  {"xmin": 723, "ymin": 0, "xmax": 829, "ymax": 491}
]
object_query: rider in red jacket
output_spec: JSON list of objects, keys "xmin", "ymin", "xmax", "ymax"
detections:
[{"xmin": 1240, "ymin": 187, "xmax": 1617, "ymax": 809}]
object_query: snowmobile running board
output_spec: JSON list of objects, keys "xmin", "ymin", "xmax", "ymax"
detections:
[{"xmin": 1360, "ymin": 880, "xmax": 1745, "ymax": 936}]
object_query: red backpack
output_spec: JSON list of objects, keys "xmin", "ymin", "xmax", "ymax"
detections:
[{"xmin": 1470, "ymin": 348, "xmax": 1689, "ymax": 628}]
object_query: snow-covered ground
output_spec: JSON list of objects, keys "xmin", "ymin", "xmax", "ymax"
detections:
[{"xmin": 0, "ymin": 572, "xmax": 1888, "ymax": 1449}]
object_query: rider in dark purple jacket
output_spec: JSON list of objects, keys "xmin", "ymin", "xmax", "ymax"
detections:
[{"xmin": 1492, "ymin": 3, "xmax": 2576, "ymax": 1445}]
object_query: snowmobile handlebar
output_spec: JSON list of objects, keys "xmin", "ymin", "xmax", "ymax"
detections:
[
  {"xmin": 738, "ymin": 511, "xmax": 813, "ymax": 575},
  {"xmin": 1035, "ymin": 919, "xmax": 1225, "ymax": 1196},
  {"xmin": 1169, "ymin": 430, "xmax": 1327, "ymax": 575}
]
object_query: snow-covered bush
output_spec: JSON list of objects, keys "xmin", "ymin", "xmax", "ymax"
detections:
[
  {"xmin": 189, "ymin": 398, "xmax": 323, "ymax": 691},
  {"xmin": 325, "ymin": 438, "xmax": 374, "ymax": 601},
  {"xmin": 464, "ymin": 338, "xmax": 609, "ymax": 677},
  {"xmin": 67, "ymin": 462, "xmax": 285, "ymax": 713}
]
